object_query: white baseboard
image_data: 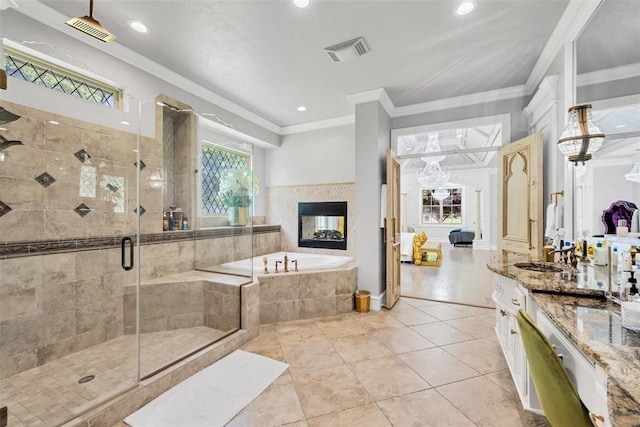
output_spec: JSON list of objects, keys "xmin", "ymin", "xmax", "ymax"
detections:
[{"xmin": 371, "ymin": 291, "xmax": 385, "ymax": 311}]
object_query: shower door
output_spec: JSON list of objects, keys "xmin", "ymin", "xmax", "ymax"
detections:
[{"xmin": 0, "ymin": 92, "xmax": 144, "ymax": 425}]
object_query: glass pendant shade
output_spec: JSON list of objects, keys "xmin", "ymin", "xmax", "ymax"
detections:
[
  {"xmin": 625, "ymin": 161, "xmax": 640, "ymax": 183},
  {"xmin": 433, "ymin": 187, "xmax": 450, "ymax": 201},
  {"xmin": 421, "ymin": 132, "xmax": 446, "ymax": 163},
  {"xmin": 417, "ymin": 161, "xmax": 449, "ymax": 189},
  {"xmin": 557, "ymin": 104, "xmax": 605, "ymax": 165}
]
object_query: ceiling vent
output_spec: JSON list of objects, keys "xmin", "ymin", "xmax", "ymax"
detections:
[{"xmin": 324, "ymin": 37, "xmax": 370, "ymax": 63}]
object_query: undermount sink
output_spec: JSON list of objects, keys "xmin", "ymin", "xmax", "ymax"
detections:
[{"xmin": 513, "ymin": 262, "xmax": 563, "ymax": 273}]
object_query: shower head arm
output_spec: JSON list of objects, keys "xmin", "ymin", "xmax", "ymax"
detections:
[{"xmin": 89, "ymin": 0, "xmax": 94, "ymax": 18}]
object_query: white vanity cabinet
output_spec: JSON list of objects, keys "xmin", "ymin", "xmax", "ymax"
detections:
[
  {"xmin": 492, "ymin": 274, "xmax": 542, "ymax": 414},
  {"xmin": 493, "ymin": 273, "xmax": 611, "ymax": 425}
]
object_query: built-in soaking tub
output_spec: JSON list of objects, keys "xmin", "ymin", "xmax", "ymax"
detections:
[
  {"xmin": 221, "ymin": 251, "xmax": 353, "ymax": 272},
  {"xmin": 221, "ymin": 252, "xmax": 357, "ymax": 324}
]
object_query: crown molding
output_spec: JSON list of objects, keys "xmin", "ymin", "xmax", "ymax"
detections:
[
  {"xmin": 523, "ymin": 75, "xmax": 559, "ymax": 116},
  {"xmin": 280, "ymin": 115, "xmax": 355, "ymax": 136},
  {"xmin": 11, "ymin": 0, "xmax": 282, "ymax": 135},
  {"xmin": 525, "ymin": 0, "xmax": 603, "ymax": 94},
  {"xmin": 577, "ymin": 62, "xmax": 640, "ymax": 87},
  {"xmin": 348, "ymin": 88, "xmax": 394, "ymax": 116},
  {"xmin": 393, "ymin": 85, "xmax": 527, "ymax": 117}
]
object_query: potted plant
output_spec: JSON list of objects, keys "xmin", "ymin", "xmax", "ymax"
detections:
[{"xmin": 219, "ymin": 167, "xmax": 259, "ymax": 226}]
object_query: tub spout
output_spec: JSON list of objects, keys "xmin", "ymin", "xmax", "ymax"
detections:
[{"xmin": 274, "ymin": 260, "xmax": 282, "ymax": 273}]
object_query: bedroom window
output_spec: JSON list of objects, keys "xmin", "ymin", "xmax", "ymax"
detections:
[{"xmin": 421, "ymin": 187, "xmax": 463, "ymax": 224}]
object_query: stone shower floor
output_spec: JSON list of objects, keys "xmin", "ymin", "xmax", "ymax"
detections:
[{"xmin": 1, "ymin": 326, "xmax": 227, "ymax": 427}]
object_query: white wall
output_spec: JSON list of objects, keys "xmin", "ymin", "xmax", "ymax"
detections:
[{"xmin": 265, "ymin": 125, "xmax": 355, "ymax": 187}]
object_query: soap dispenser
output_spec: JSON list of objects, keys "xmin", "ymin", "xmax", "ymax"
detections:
[{"xmin": 594, "ymin": 242, "xmax": 607, "ymax": 266}]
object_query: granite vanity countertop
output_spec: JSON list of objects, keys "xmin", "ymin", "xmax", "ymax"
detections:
[
  {"xmin": 486, "ymin": 254, "xmax": 607, "ymax": 297},
  {"xmin": 532, "ymin": 293, "xmax": 640, "ymax": 427}
]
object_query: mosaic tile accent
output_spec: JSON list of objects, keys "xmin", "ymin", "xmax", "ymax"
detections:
[
  {"xmin": 79, "ymin": 165, "xmax": 97, "ymax": 198},
  {"xmin": 0, "ymin": 200, "xmax": 12, "ymax": 218},
  {"xmin": 34, "ymin": 172, "xmax": 56, "ymax": 188},
  {"xmin": 73, "ymin": 203, "xmax": 92, "ymax": 217},
  {"xmin": 134, "ymin": 160, "xmax": 146, "ymax": 170},
  {"xmin": 74, "ymin": 149, "xmax": 91, "ymax": 163},
  {"xmin": 134, "ymin": 206, "xmax": 146, "ymax": 216}
]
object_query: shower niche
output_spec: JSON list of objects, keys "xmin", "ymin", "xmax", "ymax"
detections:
[{"xmin": 298, "ymin": 201, "xmax": 347, "ymax": 250}]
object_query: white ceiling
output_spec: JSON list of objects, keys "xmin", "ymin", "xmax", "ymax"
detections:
[{"xmin": 32, "ymin": 0, "xmax": 573, "ymax": 129}]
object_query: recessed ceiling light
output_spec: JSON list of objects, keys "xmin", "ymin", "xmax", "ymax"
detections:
[
  {"xmin": 121, "ymin": 121, "xmax": 130, "ymax": 125},
  {"xmin": 297, "ymin": 106, "xmax": 307, "ymax": 112},
  {"xmin": 455, "ymin": 0, "xmax": 477, "ymax": 16},
  {"xmin": 292, "ymin": 0, "xmax": 309, "ymax": 8},
  {"xmin": 615, "ymin": 124, "xmax": 626, "ymax": 129},
  {"xmin": 128, "ymin": 20, "xmax": 149, "ymax": 33}
]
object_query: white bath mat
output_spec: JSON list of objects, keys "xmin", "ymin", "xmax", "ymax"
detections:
[{"xmin": 124, "ymin": 350, "xmax": 288, "ymax": 427}]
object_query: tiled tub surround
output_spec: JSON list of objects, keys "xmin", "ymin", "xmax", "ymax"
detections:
[
  {"xmin": 258, "ymin": 265, "xmax": 358, "ymax": 324},
  {"xmin": 0, "ymin": 226, "xmax": 280, "ymax": 380}
]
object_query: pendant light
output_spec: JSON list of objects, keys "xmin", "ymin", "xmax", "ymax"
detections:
[{"xmin": 557, "ymin": 104, "xmax": 605, "ymax": 165}]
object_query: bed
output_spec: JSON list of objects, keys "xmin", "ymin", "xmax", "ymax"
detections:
[{"xmin": 448, "ymin": 228, "xmax": 475, "ymax": 246}]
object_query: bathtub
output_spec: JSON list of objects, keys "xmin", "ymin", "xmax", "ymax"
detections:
[{"xmin": 220, "ymin": 251, "xmax": 353, "ymax": 272}]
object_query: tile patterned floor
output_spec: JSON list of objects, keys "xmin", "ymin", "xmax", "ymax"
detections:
[
  {"xmin": 230, "ymin": 298, "xmax": 550, "ymax": 427},
  {"xmin": 1, "ymin": 327, "xmax": 226, "ymax": 427}
]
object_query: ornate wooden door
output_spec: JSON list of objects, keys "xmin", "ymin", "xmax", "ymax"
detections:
[
  {"xmin": 497, "ymin": 134, "xmax": 544, "ymax": 258},
  {"xmin": 386, "ymin": 149, "xmax": 401, "ymax": 308}
]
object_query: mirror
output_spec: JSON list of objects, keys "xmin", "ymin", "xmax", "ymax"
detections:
[{"xmin": 574, "ymin": 0, "xmax": 640, "ymax": 237}]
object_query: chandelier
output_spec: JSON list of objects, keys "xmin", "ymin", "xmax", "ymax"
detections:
[
  {"xmin": 625, "ymin": 161, "xmax": 640, "ymax": 183},
  {"xmin": 557, "ymin": 104, "xmax": 605, "ymax": 165},
  {"xmin": 432, "ymin": 187, "xmax": 451, "ymax": 201},
  {"xmin": 417, "ymin": 132, "xmax": 450, "ymax": 192}
]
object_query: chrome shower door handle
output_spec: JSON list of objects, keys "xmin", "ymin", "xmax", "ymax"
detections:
[{"xmin": 121, "ymin": 236, "xmax": 134, "ymax": 271}]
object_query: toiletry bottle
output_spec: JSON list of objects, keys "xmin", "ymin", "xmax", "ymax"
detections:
[
  {"xmin": 163, "ymin": 212, "xmax": 169, "ymax": 231},
  {"xmin": 612, "ymin": 247, "xmax": 618, "ymax": 268},
  {"xmin": 182, "ymin": 216, "xmax": 188, "ymax": 230},
  {"xmin": 617, "ymin": 219, "xmax": 629, "ymax": 237},
  {"xmin": 594, "ymin": 242, "xmax": 607, "ymax": 266},
  {"xmin": 168, "ymin": 211, "xmax": 175, "ymax": 231}
]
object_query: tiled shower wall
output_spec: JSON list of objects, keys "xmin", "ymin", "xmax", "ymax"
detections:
[
  {"xmin": 0, "ymin": 100, "xmax": 164, "ymax": 241},
  {"xmin": 266, "ymin": 183, "xmax": 356, "ymax": 258}
]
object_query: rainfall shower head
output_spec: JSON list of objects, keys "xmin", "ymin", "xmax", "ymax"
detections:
[{"xmin": 66, "ymin": 0, "xmax": 116, "ymax": 43}]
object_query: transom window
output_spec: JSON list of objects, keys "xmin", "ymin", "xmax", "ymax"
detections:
[
  {"xmin": 421, "ymin": 188, "xmax": 463, "ymax": 224},
  {"xmin": 4, "ymin": 47, "xmax": 122, "ymax": 109},
  {"xmin": 201, "ymin": 144, "xmax": 250, "ymax": 215}
]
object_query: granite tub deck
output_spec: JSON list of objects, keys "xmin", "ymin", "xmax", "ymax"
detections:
[{"xmin": 487, "ymin": 255, "xmax": 640, "ymax": 426}]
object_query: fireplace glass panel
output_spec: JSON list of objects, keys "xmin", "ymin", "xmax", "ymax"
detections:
[{"xmin": 298, "ymin": 202, "xmax": 347, "ymax": 250}]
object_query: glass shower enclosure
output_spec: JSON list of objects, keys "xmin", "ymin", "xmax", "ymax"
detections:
[{"xmin": 0, "ymin": 30, "xmax": 254, "ymax": 426}]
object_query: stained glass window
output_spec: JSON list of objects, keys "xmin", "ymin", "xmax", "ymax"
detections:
[{"xmin": 201, "ymin": 145, "xmax": 250, "ymax": 215}]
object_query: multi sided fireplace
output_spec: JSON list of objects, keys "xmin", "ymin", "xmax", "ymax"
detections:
[{"xmin": 298, "ymin": 201, "xmax": 347, "ymax": 250}]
